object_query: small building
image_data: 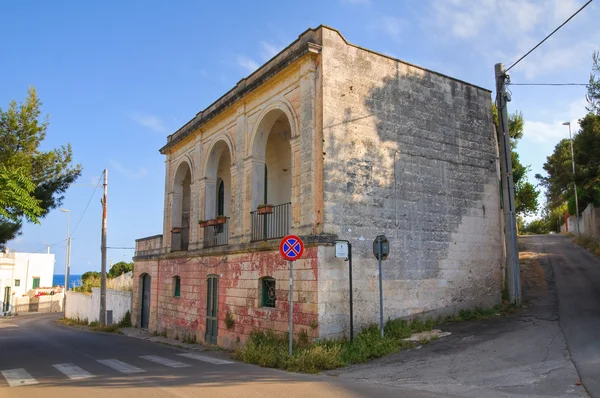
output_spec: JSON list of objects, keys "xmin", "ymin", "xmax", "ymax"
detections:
[
  {"xmin": 0, "ymin": 248, "xmax": 56, "ymax": 314},
  {"xmin": 133, "ymin": 25, "xmax": 505, "ymax": 348}
]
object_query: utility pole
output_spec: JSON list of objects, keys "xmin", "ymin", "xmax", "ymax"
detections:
[
  {"xmin": 563, "ymin": 121, "xmax": 580, "ymax": 236},
  {"xmin": 60, "ymin": 208, "xmax": 70, "ymax": 317},
  {"xmin": 495, "ymin": 63, "xmax": 521, "ymax": 305},
  {"xmin": 100, "ymin": 169, "xmax": 108, "ymax": 326}
]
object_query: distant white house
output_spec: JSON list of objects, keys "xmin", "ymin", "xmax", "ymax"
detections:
[{"xmin": 0, "ymin": 247, "xmax": 56, "ymax": 314}]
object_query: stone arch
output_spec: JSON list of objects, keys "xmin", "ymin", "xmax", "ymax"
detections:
[
  {"xmin": 171, "ymin": 160, "xmax": 192, "ymax": 251},
  {"xmin": 248, "ymin": 99, "xmax": 298, "ymax": 159},
  {"xmin": 203, "ymin": 137, "xmax": 234, "ymax": 220}
]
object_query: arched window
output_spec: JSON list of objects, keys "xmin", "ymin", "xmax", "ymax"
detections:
[
  {"xmin": 173, "ymin": 276, "xmax": 181, "ymax": 297},
  {"xmin": 217, "ymin": 180, "xmax": 225, "ymax": 216},
  {"xmin": 260, "ymin": 277, "xmax": 276, "ymax": 308}
]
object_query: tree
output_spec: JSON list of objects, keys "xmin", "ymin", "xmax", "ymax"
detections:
[
  {"xmin": 493, "ymin": 106, "xmax": 540, "ymax": 216},
  {"xmin": 108, "ymin": 261, "xmax": 134, "ymax": 279},
  {"xmin": 0, "ymin": 88, "xmax": 82, "ymax": 246},
  {"xmin": 537, "ymin": 113, "xmax": 600, "ymax": 215},
  {"xmin": 0, "ymin": 167, "xmax": 43, "ymax": 225},
  {"xmin": 587, "ymin": 50, "xmax": 600, "ymax": 114}
]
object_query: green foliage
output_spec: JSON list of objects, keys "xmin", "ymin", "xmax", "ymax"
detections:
[
  {"xmin": 537, "ymin": 113, "xmax": 600, "ymax": 216},
  {"xmin": 522, "ymin": 219, "xmax": 550, "ymax": 235},
  {"xmin": 587, "ymin": 50, "xmax": 600, "ymax": 115},
  {"xmin": 108, "ymin": 261, "xmax": 134, "ymax": 279},
  {"xmin": 73, "ymin": 271, "xmax": 101, "ymax": 293},
  {"xmin": 0, "ymin": 167, "xmax": 42, "ymax": 225},
  {"xmin": 492, "ymin": 105, "xmax": 540, "ymax": 217},
  {"xmin": 118, "ymin": 311, "xmax": 132, "ymax": 328},
  {"xmin": 0, "ymin": 87, "xmax": 82, "ymax": 247}
]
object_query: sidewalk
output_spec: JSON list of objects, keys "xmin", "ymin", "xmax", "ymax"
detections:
[{"xmin": 120, "ymin": 327, "xmax": 218, "ymax": 353}]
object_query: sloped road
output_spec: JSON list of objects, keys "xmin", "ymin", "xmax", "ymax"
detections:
[{"xmin": 528, "ymin": 234, "xmax": 600, "ymax": 397}]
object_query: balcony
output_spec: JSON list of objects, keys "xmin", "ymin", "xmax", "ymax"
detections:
[
  {"xmin": 203, "ymin": 218, "xmax": 230, "ymax": 248},
  {"xmin": 171, "ymin": 227, "xmax": 189, "ymax": 252},
  {"xmin": 250, "ymin": 203, "xmax": 291, "ymax": 242},
  {"xmin": 135, "ymin": 235, "xmax": 163, "ymax": 257}
]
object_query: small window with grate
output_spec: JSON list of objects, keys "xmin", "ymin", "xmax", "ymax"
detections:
[
  {"xmin": 261, "ymin": 277, "xmax": 276, "ymax": 308},
  {"xmin": 174, "ymin": 276, "xmax": 181, "ymax": 297}
]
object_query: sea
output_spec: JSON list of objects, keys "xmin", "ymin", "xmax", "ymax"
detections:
[{"xmin": 53, "ymin": 274, "xmax": 83, "ymax": 289}]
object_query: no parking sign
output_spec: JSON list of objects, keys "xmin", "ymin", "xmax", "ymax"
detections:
[{"xmin": 279, "ymin": 235, "xmax": 304, "ymax": 261}]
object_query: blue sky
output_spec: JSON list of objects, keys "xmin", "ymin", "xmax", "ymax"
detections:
[{"xmin": 2, "ymin": 0, "xmax": 598, "ymax": 275}]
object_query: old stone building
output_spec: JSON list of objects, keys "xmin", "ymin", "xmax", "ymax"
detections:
[{"xmin": 133, "ymin": 25, "xmax": 504, "ymax": 348}]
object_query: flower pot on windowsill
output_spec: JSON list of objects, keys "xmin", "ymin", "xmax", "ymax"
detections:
[
  {"xmin": 257, "ymin": 204, "xmax": 274, "ymax": 215},
  {"xmin": 207, "ymin": 219, "xmax": 218, "ymax": 226},
  {"xmin": 198, "ymin": 220, "xmax": 208, "ymax": 228},
  {"xmin": 171, "ymin": 227, "xmax": 183, "ymax": 233},
  {"xmin": 216, "ymin": 216, "xmax": 227, "ymax": 225}
]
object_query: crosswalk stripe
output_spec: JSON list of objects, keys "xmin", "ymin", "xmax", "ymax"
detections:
[
  {"xmin": 53, "ymin": 363, "xmax": 95, "ymax": 380},
  {"xmin": 140, "ymin": 355, "xmax": 191, "ymax": 368},
  {"xmin": 97, "ymin": 359, "xmax": 145, "ymax": 374},
  {"xmin": 1, "ymin": 368, "xmax": 38, "ymax": 387},
  {"xmin": 177, "ymin": 353, "xmax": 233, "ymax": 365}
]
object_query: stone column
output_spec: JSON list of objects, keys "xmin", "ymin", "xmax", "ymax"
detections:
[
  {"xmin": 243, "ymin": 156, "xmax": 266, "ymax": 238},
  {"xmin": 290, "ymin": 138, "xmax": 301, "ymax": 228},
  {"xmin": 163, "ymin": 154, "xmax": 172, "ymax": 252},
  {"xmin": 229, "ymin": 165, "xmax": 240, "ymax": 244},
  {"xmin": 235, "ymin": 105, "xmax": 246, "ymax": 239},
  {"xmin": 299, "ymin": 53, "xmax": 319, "ymax": 233}
]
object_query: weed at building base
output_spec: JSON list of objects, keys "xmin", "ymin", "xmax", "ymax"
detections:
[{"xmin": 235, "ymin": 304, "xmax": 518, "ymax": 374}]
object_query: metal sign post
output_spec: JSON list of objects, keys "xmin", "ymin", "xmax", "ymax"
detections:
[
  {"xmin": 373, "ymin": 235, "xmax": 389, "ymax": 337},
  {"xmin": 335, "ymin": 240, "xmax": 353, "ymax": 341},
  {"xmin": 280, "ymin": 235, "xmax": 304, "ymax": 356}
]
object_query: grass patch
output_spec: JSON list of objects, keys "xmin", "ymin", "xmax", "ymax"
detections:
[
  {"xmin": 57, "ymin": 317, "xmax": 89, "ymax": 326},
  {"xmin": 573, "ymin": 235, "xmax": 600, "ymax": 257},
  {"xmin": 235, "ymin": 304, "xmax": 517, "ymax": 374},
  {"xmin": 58, "ymin": 317, "xmax": 124, "ymax": 334}
]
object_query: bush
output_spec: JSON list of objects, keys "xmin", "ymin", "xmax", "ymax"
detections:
[
  {"xmin": 118, "ymin": 311, "xmax": 132, "ymax": 328},
  {"xmin": 235, "ymin": 303, "xmax": 518, "ymax": 374}
]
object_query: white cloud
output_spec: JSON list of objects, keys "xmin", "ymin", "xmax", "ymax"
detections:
[
  {"xmin": 109, "ymin": 160, "xmax": 148, "ymax": 179},
  {"xmin": 236, "ymin": 56, "xmax": 259, "ymax": 73},
  {"xmin": 130, "ymin": 112, "xmax": 168, "ymax": 133},
  {"xmin": 523, "ymin": 98, "xmax": 589, "ymax": 143},
  {"xmin": 260, "ymin": 41, "xmax": 281, "ymax": 60},
  {"xmin": 426, "ymin": 0, "xmax": 598, "ymax": 80},
  {"xmin": 381, "ymin": 16, "xmax": 406, "ymax": 39}
]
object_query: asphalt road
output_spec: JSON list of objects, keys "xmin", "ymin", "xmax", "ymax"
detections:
[
  {"xmin": 0, "ymin": 313, "xmax": 438, "ymax": 398},
  {"xmin": 528, "ymin": 234, "xmax": 600, "ymax": 397},
  {"xmin": 332, "ymin": 234, "xmax": 597, "ymax": 398}
]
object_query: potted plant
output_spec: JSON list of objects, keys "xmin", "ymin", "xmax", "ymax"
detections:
[
  {"xmin": 257, "ymin": 204, "xmax": 274, "ymax": 215},
  {"xmin": 171, "ymin": 227, "xmax": 182, "ymax": 233},
  {"xmin": 198, "ymin": 220, "xmax": 208, "ymax": 228},
  {"xmin": 216, "ymin": 215, "xmax": 227, "ymax": 224},
  {"xmin": 207, "ymin": 219, "xmax": 218, "ymax": 226}
]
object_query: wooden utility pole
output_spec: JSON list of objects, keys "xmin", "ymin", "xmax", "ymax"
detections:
[
  {"xmin": 100, "ymin": 169, "xmax": 108, "ymax": 326},
  {"xmin": 495, "ymin": 63, "xmax": 521, "ymax": 305}
]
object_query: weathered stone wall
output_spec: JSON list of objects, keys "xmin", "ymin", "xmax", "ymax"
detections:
[
  {"xmin": 132, "ymin": 259, "xmax": 159, "ymax": 330},
  {"xmin": 318, "ymin": 28, "xmax": 504, "ymax": 338},
  {"xmin": 134, "ymin": 247, "xmax": 319, "ymax": 349}
]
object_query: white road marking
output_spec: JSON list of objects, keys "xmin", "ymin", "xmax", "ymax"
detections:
[
  {"xmin": 53, "ymin": 363, "xmax": 95, "ymax": 380},
  {"xmin": 140, "ymin": 355, "xmax": 191, "ymax": 368},
  {"xmin": 1, "ymin": 368, "xmax": 38, "ymax": 387},
  {"xmin": 97, "ymin": 359, "xmax": 145, "ymax": 374},
  {"xmin": 177, "ymin": 353, "xmax": 233, "ymax": 365}
]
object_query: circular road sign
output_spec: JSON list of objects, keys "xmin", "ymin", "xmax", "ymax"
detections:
[{"xmin": 280, "ymin": 235, "xmax": 304, "ymax": 261}]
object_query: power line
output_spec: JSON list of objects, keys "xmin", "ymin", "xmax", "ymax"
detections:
[
  {"xmin": 508, "ymin": 83, "xmax": 590, "ymax": 86},
  {"xmin": 106, "ymin": 246, "xmax": 135, "ymax": 250},
  {"xmin": 70, "ymin": 172, "xmax": 104, "ymax": 238},
  {"xmin": 505, "ymin": 0, "xmax": 594, "ymax": 73}
]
